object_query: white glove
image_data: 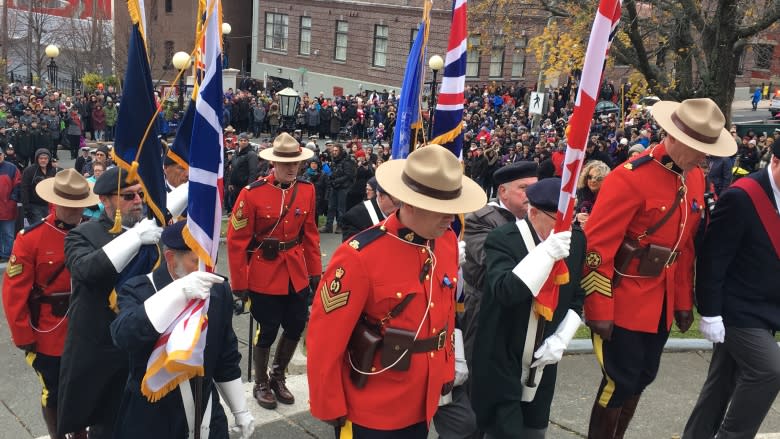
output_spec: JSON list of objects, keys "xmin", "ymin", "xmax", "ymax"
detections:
[
  {"xmin": 458, "ymin": 240, "xmax": 466, "ymax": 266},
  {"xmin": 453, "ymin": 329, "xmax": 468, "ymax": 386},
  {"xmin": 216, "ymin": 378, "xmax": 255, "ymax": 439},
  {"xmin": 700, "ymin": 315, "xmax": 725, "ymax": 344},
  {"xmin": 531, "ymin": 309, "xmax": 582, "ymax": 368},
  {"xmin": 132, "ymin": 217, "xmax": 163, "ymax": 245},
  {"xmin": 511, "ymin": 231, "xmax": 572, "ymax": 297},
  {"xmin": 540, "ymin": 230, "xmax": 571, "ymax": 260},
  {"xmin": 144, "ymin": 272, "xmax": 224, "ymax": 332},
  {"xmin": 166, "ymin": 181, "xmax": 189, "ymax": 218}
]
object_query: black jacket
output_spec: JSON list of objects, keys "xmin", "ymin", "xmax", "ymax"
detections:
[
  {"xmin": 229, "ymin": 146, "xmax": 260, "ymax": 187},
  {"xmin": 696, "ymin": 169, "xmax": 780, "ymax": 330},
  {"xmin": 21, "ymin": 152, "xmax": 56, "ymax": 207},
  {"xmin": 340, "ymin": 198, "xmax": 383, "ymax": 242},
  {"xmin": 110, "ymin": 266, "xmax": 240, "ymax": 439},
  {"xmin": 59, "ymin": 213, "xmax": 161, "ymax": 434},
  {"xmin": 329, "ymin": 153, "xmax": 356, "ymax": 190}
]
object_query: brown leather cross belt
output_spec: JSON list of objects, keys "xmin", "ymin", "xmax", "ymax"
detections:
[{"xmin": 412, "ymin": 328, "xmax": 448, "ymax": 353}]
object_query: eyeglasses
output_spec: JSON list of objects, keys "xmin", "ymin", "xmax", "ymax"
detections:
[
  {"xmin": 539, "ymin": 210, "xmax": 557, "ymax": 221},
  {"xmin": 117, "ymin": 191, "xmax": 144, "ymax": 201},
  {"xmin": 586, "ymin": 175, "xmax": 604, "ymax": 182}
]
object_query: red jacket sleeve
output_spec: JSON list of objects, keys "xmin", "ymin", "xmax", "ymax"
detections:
[
  {"xmin": 1, "ymin": 231, "xmax": 35, "ymax": 347},
  {"xmin": 226, "ymin": 187, "xmax": 255, "ymax": 292}
]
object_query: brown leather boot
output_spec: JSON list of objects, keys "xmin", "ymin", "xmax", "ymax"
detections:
[
  {"xmin": 42, "ymin": 406, "xmax": 65, "ymax": 439},
  {"xmin": 269, "ymin": 337, "xmax": 298, "ymax": 404},
  {"xmin": 253, "ymin": 346, "xmax": 277, "ymax": 409},
  {"xmin": 587, "ymin": 399, "xmax": 622, "ymax": 439},
  {"xmin": 614, "ymin": 394, "xmax": 641, "ymax": 439}
]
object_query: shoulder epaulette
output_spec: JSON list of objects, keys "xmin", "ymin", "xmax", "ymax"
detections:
[
  {"xmin": 20, "ymin": 220, "xmax": 44, "ymax": 235},
  {"xmin": 245, "ymin": 178, "xmax": 268, "ymax": 191},
  {"xmin": 623, "ymin": 154, "xmax": 653, "ymax": 171},
  {"xmin": 345, "ymin": 225, "xmax": 387, "ymax": 252}
]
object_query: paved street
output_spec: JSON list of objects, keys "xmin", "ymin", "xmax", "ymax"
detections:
[{"xmin": 1, "ymin": 98, "xmax": 779, "ymax": 438}]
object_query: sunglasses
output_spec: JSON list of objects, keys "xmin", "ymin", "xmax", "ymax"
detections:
[
  {"xmin": 117, "ymin": 191, "xmax": 144, "ymax": 201},
  {"xmin": 586, "ymin": 175, "xmax": 604, "ymax": 182}
]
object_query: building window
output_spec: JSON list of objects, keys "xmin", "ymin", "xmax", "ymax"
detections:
[
  {"xmin": 163, "ymin": 40, "xmax": 174, "ymax": 70},
  {"xmin": 466, "ymin": 36, "xmax": 481, "ymax": 78},
  {"xmin": 373, "ymin": 25, "xmax": 389, "ymax": 67},
  {"xmin": 299, "ymin": 17, "xmax": 311, "ymax": 55},
  {"xmin": 265, "ymin": 12, "xmax": 289, "ymax": 52},
  {"xmin": 335, "ymin": 20, "xmax": 349, "ymax": 61},
  {"xmin": 410, "ymin": 28, "xmax": 419, "ymax": 50},
  {"xmin": 165, "ymin": 0, "xmax": 172, "ymax": 13},
  {"xmin": 511, "ymin": 37, "xmax": 527, "ymax": 78},
  {"xmin": 753, "ymin": 44, "xmax": 773, "ymax": 70},
  {"xmin": 489, "ymin": 36, "xmax": 504, "ymax": 77}
]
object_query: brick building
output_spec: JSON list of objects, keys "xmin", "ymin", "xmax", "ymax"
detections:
[
  {"xmin": 113, "ymin": 0, "xmax": 253, "ymax": 82},
  {"xmin": 249, "ymin": 0, "xmax": 547, "ymax": 97}
]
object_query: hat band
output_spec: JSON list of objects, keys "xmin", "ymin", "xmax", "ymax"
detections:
[
  {"xmin": 54, "ymin": 186, "xmax": 91, "ymax": 201},
  {"xmin": 401, "ymin": 172, "xmax": 462, "ymax": 200},
  {"xmin": 671, "ymin": 113, "xmax": 719, "ymax": 144},
  {"xmin": 274, "ymin": 149, "xmax": 303, "ymax": 158}
]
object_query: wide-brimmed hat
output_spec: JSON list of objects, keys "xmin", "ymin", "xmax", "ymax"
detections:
[
  {"xmin": 259, "ymin": 132, "xmax": 314, "ymax": 162},
  {"xmin": 35, "ymin": 168, "xmax": 100, "ymax": 208},
  {"xmin": 375, "ymin": 144, "xmax": 486, "ymax": 214},
  {"xmin": 651, "ymin": 98, "xmax": 736, "ymax": 157}
]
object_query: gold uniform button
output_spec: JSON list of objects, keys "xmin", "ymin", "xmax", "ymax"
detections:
[
  {"xmin": 660, "ymin": 206, "xmax": 666, "ymax": 211},
  {"xmin": 425, "ymin": 275, "xmax": 430, "ymax": 280},
  {"xmin": 266, "ymin": 215, "xmax": 271, "ymax": 218},
  {"xmin": 285, "ymin": 220, "xmax": 289, "ymax": 223},
  {"xmin": 430, "ymin": 302, "xmax": 435, "ymax": 308},
  {"xmin": 430, "ymin": 352, "xmax": 434, "ymax": 358},
  {"xmin": 452, "ymin": 277, "xmax": 458, "ymax": 283},
  {"xmin": 371, "ymin": 367, "xmax": 376, "ymax": 372},
  {"xmin": 421, "ymin": 248, "xmax": 427, "ymax": 254},
  {"xmin": 49, "ymin": 261, "xmax": 53, "ymax": 264},
  {"xmin": 432, "ymin": 327, "xmax": 437, "ymax": 333},
  {"xmin": 396, "ymin": 292, "xmax": 403, "ymax": 298}
]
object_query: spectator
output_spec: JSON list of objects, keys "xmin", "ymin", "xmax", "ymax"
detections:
[
  {"xmin": 92, "ymin": 104, "xmax": 106, "ymax": 141},
  {"xmin": 575, "ymin": 160, "xmax": 610, "ymax": 227},
  {"xmin": 75, "ymin": 146, "xmax": 91, "ymax": 176},
  {"xmin": 228, "ymin": 133, "xmax": 261, "ymax": 208},
  {"xmin": 320, "ymin": 143, "xmax": 355, "ymax": 233},
  {"xmin": 65, "ymin": 109, "xmax": 82, "ymax": 159},
  {"xmin": 21, "ymin": 149, "xmax": 56, "ymax": 225},
  {"xmin": 104, "ymin": 99, "xmax": 118, "ymax": 141},
  {"xmin": 0, "ymin": 149, "xmax": 20, "ymax": 260},
  {"xmin": 268, "ymin": 103, "xmax": 281, "ymax": 137}
]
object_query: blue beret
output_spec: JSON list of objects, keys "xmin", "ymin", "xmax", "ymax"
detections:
[
  {"xmin": 161, "ymin": 220, "xmax": 191, "ymax": 251},
  {"xmin": 493, "ymin": 162, "xmax": 538, "ymax": 185},
  {"xmin": 526, "ymin": 177, "xmax": 561, "ymax": 213},
  {"xmin": 367, "ymin": 176, "xmax": 386, "ymax": 194}
]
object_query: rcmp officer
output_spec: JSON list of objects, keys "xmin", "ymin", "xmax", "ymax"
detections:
[
  {"xmin": 110, "ymin": 220, "xmax": 254, "ymax": 439},
  {"xmin": 1, "ymin": 169, "xmax": 97, "ymax": 439},
  {"xmin": 580, "ymin": 98, "xmax": 736, "ymax": 438},
  {"xmin": 58, "ymin": 167, "xmax": 163, "ymax": 438},
  {"xmin": 227, "ymin": 132, "xmax": 322, "ymax": 410},
  {"xmin": 307, "ymin": 144, "xmax": 486, "ymax": 438},
  {"xmin": 471, "ymin": 178, "xmax": 584, "ymax": 439}
]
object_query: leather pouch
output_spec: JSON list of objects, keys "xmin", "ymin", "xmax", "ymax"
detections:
[
  {"xmin": 637, "ymin": 244, "xmax": 671, "ymax": 277},
  {"xmin": 260, "ymin": 238, "xmax": 279, "ymax": 260},
  {"xmin": 613, "ymin": 239, "xmax": 644, "ymax": 287},
  {"xmin": 380, "ymin": 327, "xmax": 415, "ymax": 371},
  {"xmin": 48, "ymin": 293, "xmax": 71, "ymax": 317},
  {"xmin": 347, "ymin": 318, "xmax": 383, "ymax": 388}
]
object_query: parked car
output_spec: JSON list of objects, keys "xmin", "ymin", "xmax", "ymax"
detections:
[
  {"xmin": 769, "ymin": 92, "xmax": 780, "ymax": 118},
  {"xmin": 595, "ymin": 100, "xmax": 620, "ymax": 119}
]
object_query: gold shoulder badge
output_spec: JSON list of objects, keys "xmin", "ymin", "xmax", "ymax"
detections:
[
  {"xmin": 664, "ymin": 161, "xmax": 674, "ymax": 170},
  {"xmin": 6, "ymin": 255, "xmax": 22, "ymax": 278},
  {"xmin": 231, "ymin": 205, "xmax": 248, "ymax": 231},
  {"xmin": 585, "ymin": 251, "xmax": 602, "ymax": 269},
  {"xmin": 623, "ymin": 162, "xmax": 633, "ymax": 170},
  {"xmin": 321, "ymin": 267, "xmax": 350, "ymax": 313},
  {"xmin": 581, "ymin": 271, "xmax": 612, "ymax": 298},
  {"xmin": 348, "ymin": 239, "xmax": 359, "ymax": 250},
  {"xmin": 404, "ymin": 232, "xmax": 415, "ymax": 242}
]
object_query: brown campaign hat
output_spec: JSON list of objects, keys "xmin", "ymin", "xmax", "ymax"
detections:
[
  {"xmin": 375, "ymin": 144, "xmax": 486, "ymax": 214},
  {"xmin": 651, "ymin": 98, "xmax": 736, "ymax": 157},
  {"xmin": 35, "ymin": 168, "xmax": 100, "ymax": 208},
  {"xmin": 259, "ymin": 132, "xmax": 315, "ymax": 163}
]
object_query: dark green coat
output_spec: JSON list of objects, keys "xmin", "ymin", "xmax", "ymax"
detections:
[{"xmin": 471, "ymin": 219, "xmax": 586, "ymax": 437}]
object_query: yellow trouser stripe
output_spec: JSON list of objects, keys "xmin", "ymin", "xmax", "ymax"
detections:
[
  {"xmin": 25, "ymin": 352, "xmax": 49, "ymax": 407},
  {"xmin": 340, "ymin": 420, "xmax": 353, "ymax": 439},
  {"xmin": 253, "ymin": 326, "xmax": 261, "ymax": 346},
  {"xmin": 593, "ymin": 333, "xmax": 616, "ymax": 407}
]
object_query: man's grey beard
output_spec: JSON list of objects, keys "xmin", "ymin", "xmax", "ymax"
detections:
[
  {"xmin": 173, "ymin": 260, "xmax": 189, "ymax": 279},
  {"xmin": 121, "ymin": 209, "xmax": 144, "ymax": 227}
]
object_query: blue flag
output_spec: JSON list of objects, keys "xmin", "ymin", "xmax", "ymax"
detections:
[
  {"xmin": 392, "ymin": 19, "xmax": 427, "ymax": 160},
  {"xmin": 113, "ymin": 1, "xmax": 167, "ymax": 224}
]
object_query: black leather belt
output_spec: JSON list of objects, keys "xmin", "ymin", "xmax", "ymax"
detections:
[
  {"xmin": 278, "ymin": 237, "xmax": 301, "ymax": 251},
  {"xmin": 412, "ymin": 328, "xmax": 448, "ymax": 353}
]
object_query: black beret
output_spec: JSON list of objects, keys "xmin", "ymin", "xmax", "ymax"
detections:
[
  {"xmin": 526, "ymin": 177, "xmax": 561, "ymax": 213},
  {"xmin": 493, "ymin": 162, "xmax": 539, "ymax": 185},
  {"xmin": 161, "ymin": 220, "xmax": 191, "ymax": 251},
  {"xmin": 163, "ymin": 154, "xmax": 176, "ymax": 167},
  {"xmin": 93, "ymin": 167, "xmax": 137, "ymax": 195},
  {"xmin": 96, "ymin": 144, "xmax": 110, "ymax": 156},
  {"xmin": 367, "ymin": 176, "xmax": 386, "ymax": 195}
]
